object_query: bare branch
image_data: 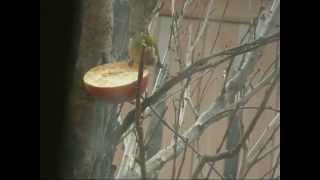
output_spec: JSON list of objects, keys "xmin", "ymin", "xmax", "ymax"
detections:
[
  {"xmin": 241, "ymin": 122, "xmax": 280, "ymax": 179},
  {"xmin": 115, "ymin": 29, "xmax": 279, "ymax": 178},
  {"xmin": 134, "ymin": 46, "xmax": 147, "ymax": 179},
  {"xmin": 176, "ymin": 139, "xmax": 188, "ymax": 180},
  {"xmin": 185, "ymin": 96, "xmax": 199, "ymax": 118},
  {"xmin": 119, "ymin": 29, "xmax": 279, "ymax": 140},
  {"xmin": 254, "ymin": 143, "xmax": 280, "ymax": 166},
  {"xmin": 239, "ymin": 106, "xmax": 280, "ymax": 113},
  {"xmin": 216, "ymin": 102, "xmax": 241, "ymax": 154},
  {"xmin": 159, "ymin": 14, "xmax": 253, "ymax": 25},
  {"xmin": 206, "ymin": 162, "xmax": 225, "ymax": 179},
  {"xmin": 270, "ymin": 153, "xmax": 280, "ymax": 178},
  {"xmin": 138, "ymin": 69, "xmax": 278, "ymax": 177},
  {"xmin": 209, "ymin": 0, "xmax": 231, "ymax": 53},
  {"xmin": 146, "ymin": 33, "xmax": 280, "ymax": 107},
  {"xmin": 260, "ymin": 153, "xmax": 280, "ymax": 179},
  {"xmin": 247, "ymin": 113, "xmax": 280, "ymax": 159},
  {"xmin": 187, "ymin": 0, "xmax": 215, "ymax": 60},
  {"xmin": 192, "ymin": 74, "xmax": 279, "ymax": 178},
  {"xmin": 147, "ymin": 103, "xmax": 201, "ymax": 157},
  {"xmin": 116, "ymin": 130, "xmax": 137, "ymax": 178}
]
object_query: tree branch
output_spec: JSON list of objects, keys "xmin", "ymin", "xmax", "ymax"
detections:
[
  {"xmin": 134, "ymin": 46, "xmax": 147, "ymax": 179},
  {"xmin": 241, "ymin": 119, "xmax": 280, "ymax": 179},
  {"xmin": 192, "ymin": 74, "xmax": 279, "ymax": 178},
  {"xmin": 135, "ymin": 68, "xmax": 279, "ymax": 177},
  {"xmin": 118, "ymin": 32, "xmax": 280, "ymax": 136}
]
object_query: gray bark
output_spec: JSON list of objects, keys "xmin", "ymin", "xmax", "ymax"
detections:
[
  {"xmin": 112, "ymin": 0, "xmax": 130, "ymax": 60},
  {"xmin": 223, "ymin": 24, "xmax": 249, "ymax": 179},
  {"xmin": 128, "ymin": 0, "xmax": 159, "ymax": 36},
  {"xmin": 223, "ymin": 91, "xmax": 242, "ymax": 179},
  {"xmin": 68, "ymin": 0, "xmax": 115, "ymax": 178}
]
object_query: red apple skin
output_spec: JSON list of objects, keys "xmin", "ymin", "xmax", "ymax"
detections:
[{"xmin": 83, "ymin": 73, "xmax": 149, "ymax": 103}]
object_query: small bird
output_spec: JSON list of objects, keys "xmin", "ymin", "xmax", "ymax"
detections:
[{"xmin": 128, "ymin": 32, "xmax": 163, "ymax": 69}]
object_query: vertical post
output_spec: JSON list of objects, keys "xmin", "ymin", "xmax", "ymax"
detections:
[{"xmin": 135, "ymin": 46, "xmax": 147, "ymax": 179}]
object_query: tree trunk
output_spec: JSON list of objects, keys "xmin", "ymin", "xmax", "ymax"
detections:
[
  {"xmin": 67, "ymin": 0, "xmax": 114, "ymax": 178},
  {"xmin": 112, "ymin": 0, "xmax": 130, "ymax": 60},
  {"xmin": 128, "ymin": 0, "xmax": 159, "ymax": 36}
]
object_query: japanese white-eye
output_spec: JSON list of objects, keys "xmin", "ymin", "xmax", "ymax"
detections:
[{"xmin": 128, "ymin": 32, "xmax": 162, "ymax": 69}]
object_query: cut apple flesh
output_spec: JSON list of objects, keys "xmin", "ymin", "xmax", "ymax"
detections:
[
  {"xmin": 85, "ymin": 69, "xmax": 139, "ymax": 87},
  {"xmin": 83, "ymin": 62, "xmax": 149, "ymax": 102}
]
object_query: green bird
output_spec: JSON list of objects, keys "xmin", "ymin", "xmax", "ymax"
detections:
[{"xmin": 128, "ymin": 32, "xmax": 163, "ymax": 69}]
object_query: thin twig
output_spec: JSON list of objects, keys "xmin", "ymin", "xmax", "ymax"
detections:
[
  {"xmin": 254, "ymin": 143, "xmax": 280, "ymax": 165},
  {"xmin": 215, "ymin": 103, "xmax": 241, "ymax": 153},
  {"xmin": 199, "ymin": 161, "xmax": 225, "ymax": 179},
  {"xmin": 116, "ymin": 103, "xmax": 124, "ymax": 120},
  {"xmin": 142, "ymin": 67, "xmax": 277, "ymax": 177},
  {"xmin": 270, "ymin": 153, "xmax": 280, "ymax": 178},
  {"xmin": 185, "ymin": 96, "xmax": 199, "ymax": 118},
  {"xmin": 150, "ymin": 1, "xmax": 164, "ymax": 20},
  {"xmin": 205, "ymin": 165, "xmax": 213, "ymax": 179},
  {"xmin": 192, "ymin": 74, "xmax": 279, "ymax": 178},
  {"xmin": 144, "ymin": 106, "xmax": 168, "ymax": 148},
  {"xmin": 209, "ymin": 0, "xmax": 231, "ymax": 53},
  {"xmin": 220, "ymin": 57, "xmax": 236, "ymax": 96},
  {"xmin": 239, "ymin": 106, "xmax": 279, "ymax": 113},
  {"xmin": 118, "ymin": 4, "xmax": 280, "ymax": 149},
  {"xmin": 176, "ymin": 139, "xmax": 188, "ymax": 180},
  {"xmin": 241, "ymin": 120, "xmax": 280, "ymax": 179},
  {"xmin": 196, "ymin": 0, "xmax": 231, "ymax": 105},
  {"xmin": 117, "ymin": 33, "xmax": 280, "ymax": 161},
  {"xmin": 198, "ymin": 69, "xmax": 217, "ymax": 106},
  {"xmin": 147, "ymin": 32, "xmax": 279, "ymax": 107},
  {"xmin": 158, "ymin": 14, "xmax": 253, "ymax": 25},
  {"xmin": 248, "ymin": 68, "xmax": 261, "ymax": 88},
  {"xmin": 208, "ymin": 162, "xmax": 225, "ymax": 179},
  {"xmin": 147, "ymin": 104, "xmax": 201, "ymax": 158},
  {"xmin": 247, "ymin": 113, "xmax": 280, "ymax": 160},
  {"xmin": 156, "ymin": 70, "xmax": 214, "ymax": 106},
  {"xmin": 200, "ymin": 15, "xmax": 252, "ymax": 106},
  {"xmin": 147, "ymin": 101, "xmax": 224, "ymax": 180},
  {"xmin": 259, "ymin": 57, "xmax": 279, "ymax": 82},
  {"xmin": 171, "ymin": 100, "xmax": 179, "ymax": 180},
  {"xmin": 188, "ymin": 0, "xmax": 215, "ymax": 59},
  {"xmin": 259, "ymin": 153, "xmax": 280, "ymax": 179}
]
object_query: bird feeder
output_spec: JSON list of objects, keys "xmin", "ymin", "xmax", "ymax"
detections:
[{"xmin": 83, "ymin": 62, "xmax": 149, "ymax": 103}]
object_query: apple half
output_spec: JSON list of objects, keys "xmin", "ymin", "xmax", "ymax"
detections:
[{"xmin": 83, "ymin": 62, "xmax": 149, "ymax": 103}]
